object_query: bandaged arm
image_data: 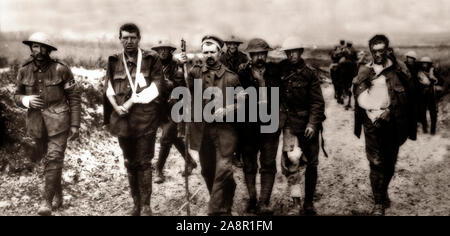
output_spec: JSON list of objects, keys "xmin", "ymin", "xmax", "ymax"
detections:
[{"xmin": 132, "ymin": 82, "xmax": 159, "ymax": 104}]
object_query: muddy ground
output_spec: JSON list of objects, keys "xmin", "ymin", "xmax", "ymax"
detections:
[{"xmin": 0, "ymin": 75, "xmax": 449, "ymax": 216}]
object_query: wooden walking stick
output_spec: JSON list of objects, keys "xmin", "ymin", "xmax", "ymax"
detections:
[{"xmin": 181, "ymin": 38, "xmax": 191, "ymax": 216}]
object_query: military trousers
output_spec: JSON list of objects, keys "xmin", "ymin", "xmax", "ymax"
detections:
[
  {"xmin": 118, "ymin": 132, "xmax": 157, "ymax": 171},
  {"xmin": 156, "ymin": 119, "xmax": 193, "ymax": 171},
  {"xmin": 241, "ymin": 129, "xmax": 280, "ymax": 175},
  {"xmin": 292, "ymin": 131, "xmax": 320, "ymax": 203},
  {"xmin": 418, "ymin": 87, "xmax": 437, "ymax": 133},
  {"xmin": 32, "ymin": 130, "xmax": 69, "ymax": 172},
  {"xmin": 199, "ymin": 124, "xmax": 237, "ymax": 215},
  {"xmin": 363, "ymin": 116, "xmax": 400, "ymax": 204}
]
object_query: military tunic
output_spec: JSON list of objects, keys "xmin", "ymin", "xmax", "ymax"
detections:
[
  {"xmin": 188, "ymin": 63, "xmax": 240, "ymax": 215},
  {"xmin": 103, "ymin": 50, "xmax": 163, "ymax": 170},
  {"xmin": 219, "ymin": 51, "xmax": 249, "ymax": 74},
  {"xmin": 353, "ymin": 59, "xmax": 416, "ymax": 204},
  {"xmin": 156, "ymin": 59, "xmax": 195, "ymax": 173},
  {"xmin": 14, "ymin": 59, "xmax": 81, "ymax": 171},
  {"xmin": 279, "ymin": 59, "xmax": 325, "ymax": 204}
]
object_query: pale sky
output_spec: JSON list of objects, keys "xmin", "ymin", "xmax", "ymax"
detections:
[{"xmin": 1, "ymin": 0, "xmax": 449, "ymax": 47}]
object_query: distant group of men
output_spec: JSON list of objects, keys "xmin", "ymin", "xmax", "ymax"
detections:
[
  {"xmin": 403, "ymin": 51, "xmax": 443, "ymax": 135},
  {"xmin": 330, "ymin": 40, "xmax": 358, "ymax": 108},
  {"xmin": 13, "ymin": 22, "xmax": 443, "ymax": 216}
]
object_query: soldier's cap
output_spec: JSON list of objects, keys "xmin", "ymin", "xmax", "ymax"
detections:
[
  {"xmin": 201, "ymin": 35, "xmax": 224, "ymax": 49},
  {"xmin": 23, "ymin": 32, "xmax": 57, "ymax": 51},
  {"xmin": 224, "ymin": 35, "xmax": 243, "ymax": 44},
  {"xmin": 151, "ymin": 40, "xmax": 177, "ymax": 51}
]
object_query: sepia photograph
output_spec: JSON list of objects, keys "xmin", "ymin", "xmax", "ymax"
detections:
[{"xmin": 0, "ymin": 0, "xmax": 449, "ymax": 221}]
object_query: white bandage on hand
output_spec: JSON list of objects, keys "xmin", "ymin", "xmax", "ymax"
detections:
[
  {"xmin": 106, "ymin": 80, "xmax": 116, "ymax": 97},
  {"xmin": 22, "ymin": 96, "xmax": 31, "ymax": 108}
]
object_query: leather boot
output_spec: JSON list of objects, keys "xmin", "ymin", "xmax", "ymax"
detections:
[
  {"xmin": 155, "ymin": 143, "xmax": 171, "ymax": 182},
  {"xmin": 258, "ymin": 173, "xmax": 275, "ymax": 215},
  {"xmin": 138, "ymin": 168, "xmax": 152, "ymax": 216},
  {"xmin": 154, "ymin": 169, "xmax": 165, "ymax": 184},
  {"xmin": 127, "ymin": 169, "xmax": 141, "ymax": 216},
  {"xmin": 244, "ymin": 174, "xmax": 257, "ymax": 214},
  {"xmin": 181, "ymin": 154, "xmax": 198, "ymax": 177},
  {"xmin": 430, "ymin": 122, "xmax": 436, "ymax": 135},
  {"xmin": 369, "ymin": 167, "xmax": 385, "ymax": 206},
  {"xmin": 304, "ymin": 166, "xmax": 318, "ymax": 216},
  {"xmin": 38, "ymin": 169, "xmax": 58, "ymax": 216},
  {"xmin": 52, "ymin": 169, "xmax": 63, "ymax": 210},
  {"xmin": 173, "ymin": 137, "xmax": 198, "ymax": 177},
  {"xmin": 371, "ymin": 204, "xmax": 385, "ymax": 216}
]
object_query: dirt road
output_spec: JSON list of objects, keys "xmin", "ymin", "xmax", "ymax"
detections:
[{"xmin": 1, "ymin": 82, "xmax": 449, "ymax": 216}]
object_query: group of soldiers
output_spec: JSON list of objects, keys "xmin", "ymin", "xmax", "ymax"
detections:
[
  {"xmin": 403, "ymin": 51, "xmax": 443, "ymax": 135},
  {"xmin": 13, "ymin": 22, "xmax": 437, "ymax": 216}
]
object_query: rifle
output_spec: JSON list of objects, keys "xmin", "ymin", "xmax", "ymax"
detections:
[{"xmin": 181, "ymin": 38, "xmax": 191, "ymax": 216}]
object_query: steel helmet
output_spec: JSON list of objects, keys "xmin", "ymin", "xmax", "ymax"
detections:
[
  {"xmin": 245, "ymin": 38, "xmax": 272, "ymax": 53},
  {"xmin": 405, "ymin": 51, "xmax": 417, "ymax": 60},
  {"xmin": 224, "ymin": 35, "xmax": 243, "ymax": 44},
  {"xmin": 419, "ymin": 56, "xmax": 432, "ymax": 63},
  {"xmin": 22, "ymin": 32, "xmax": 57, "ymax": 51},
  {"xmin": 281, "ymin": 37, "xmax": 306, "ymax": 51},
  {"xmin": 151, "ymin": 39, "xmax": 177, "ymax": 51}
]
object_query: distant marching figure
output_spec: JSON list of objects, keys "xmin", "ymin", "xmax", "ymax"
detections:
[
  {"xmin": 416, "ymin": 57, "xmax": 442, "ymax": 135},
  {"xmin": 14, "ymin": 32, "xmax": 81, "ymax": 216}
]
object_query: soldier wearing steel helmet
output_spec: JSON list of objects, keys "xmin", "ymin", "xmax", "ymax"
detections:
[
  {"xmin": 220, "ymin": 35, "xmax": 249, "ymax": 169},
  {"xmin": 404, "ymin": 51, "xmax": 419, "ymax": 85},
  {"xmin": 14, "ymin": 32, "xmax": 81, "ymax": 216},
  {"xmin": 279, "ymin": 36, "xmax": 326, "ymax": 216},
  {"xmin": 417, "ymin": 56, "xmax": 442, "ymax": 135},
  {"xmin": 220, "ymin": 35, "xmax": 249, "ymax": 74},
  {"xmin": 237, "ymin": 38, "xmax": 281, "ymax": 215},
  {"xmin": 151, "ymin": 40, "xmax": 197, "ymax": 184},
  {"xmin": 403, "ymin": 51, "xmax": 421, "ymax": 129}
]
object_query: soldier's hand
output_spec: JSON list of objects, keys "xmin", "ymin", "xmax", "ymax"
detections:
[
  {"xmin": 238, "ymin": 63, "xmax": 248, "ymax": 72},
  {"xmin": 251, "ymin": 69, "xmax": 265, "ymax": 83},
  {"xmin": 29, "ymin": 95, "xmax": 45, "ymax": 109},
  {"xmin": 179, "ymin": 52, "xmax": 188, "ymax": 64},
  {"xmin": 69, "ymin": 127, "xmax": 80, "ymax": 141},
  {"xmin": 304, "ymin": 127, "xmax": 315, "ymax": 140},
  {"xmin": 115, "ymin": 106, "xmax": 129, "ymax": 117}
]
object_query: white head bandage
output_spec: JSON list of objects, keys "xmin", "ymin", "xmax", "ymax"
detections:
[{"xmin": 202, "ymin": 39, "xmax": 222, "ymax": 51}]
